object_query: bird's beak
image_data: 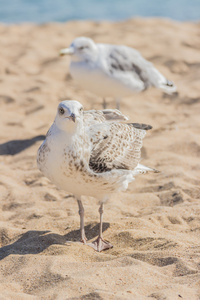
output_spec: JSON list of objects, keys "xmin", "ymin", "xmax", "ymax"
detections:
[
  {"xmin": 59, "ymin": 47, "xmax": 74, "ymax": 56},
  {"xmin": 70, "ymin": 113, "xmax": 76, "ymax": 123}
]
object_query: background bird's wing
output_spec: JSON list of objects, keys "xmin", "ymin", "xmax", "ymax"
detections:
[
  {"xmin": 87, "ymin": 122, "xmax": 149, "ymax": 173},
  {"xmin": 106, "ymin": 45, "xmax": 176, "ymax": 93},
  {"xmin": 107, "ymin": 45, "xmax": 152, "ymax": 88}
]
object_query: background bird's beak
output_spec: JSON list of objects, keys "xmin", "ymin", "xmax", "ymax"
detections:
[
  {"xmin": 59, "ymin": 47, "xmax": 74, "ymax": 56},
  {"xmin": 70, "ymin": 113, "xmax": 76, "ymax": 122}
]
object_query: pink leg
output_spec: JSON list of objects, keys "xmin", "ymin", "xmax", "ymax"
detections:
[
  {"xmin": 77, "ymin": 199, "xmax": 87, "ymax": 244},
  {"xmin": 89, "ymin": 203, "xmax": 113, "ymax": 252},
  {"xmin": 115, "ymin": 97, "xmax": 121, "ymax": 110}
]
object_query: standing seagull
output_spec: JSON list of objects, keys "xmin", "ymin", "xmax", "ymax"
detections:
[
  {"xmin": 60, "ymin": 37, "xmax": 176, "ymax": 109},
  {"xmin": 37, "ymin": 100, "xmax": 158, "ymax": 252}
]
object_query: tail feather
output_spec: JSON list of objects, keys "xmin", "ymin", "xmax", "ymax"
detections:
[
  {"xmin": 160, "ymin": 79, "xmax": 177, "ymax": 94},
  {"xmin": 148, "ymin": 66, "xmax": 177, "ymax": 94}
]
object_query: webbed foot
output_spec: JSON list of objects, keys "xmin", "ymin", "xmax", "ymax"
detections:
[{"xmin": 88, "ymin": 237, "xmax": 113, "ymax": 252}]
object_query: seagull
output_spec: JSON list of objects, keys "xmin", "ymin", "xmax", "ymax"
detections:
[
  {"xmin": 60, "ymin": 37, "xmax": 176, "ymax": 109},
  {"xmin": 37, "ymin": 100, "xmax": 159, "ymax": 252}
]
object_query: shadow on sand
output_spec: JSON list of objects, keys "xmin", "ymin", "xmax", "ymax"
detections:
[
  {"xmin": 0, "ymin": 135, "xmax": 45, "ymax": 155},
  {"xmin": 0, "ymin": 223, "xmax": 110, "ymax": 260}
]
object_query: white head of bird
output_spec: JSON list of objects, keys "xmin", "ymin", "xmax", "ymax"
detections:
[
  {"xmin": 59, "ymin": 37, "xmax": 97, "ymax": 62},
  {"xmin": 54, "ymin": 100, "xmax": 84, "ymax": 134}
]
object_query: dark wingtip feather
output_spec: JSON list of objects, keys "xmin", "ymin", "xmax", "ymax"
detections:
[
  {"xmin": 166, "ymin": 80, "xmax": 174, "ymax": 87},
  {"xmin": 153, "ymin": 168, "xmax": 160, "ymax": 173},
  {"xmin": 130, "ymin": 123, "xmax": 153, "ymax": 130}
]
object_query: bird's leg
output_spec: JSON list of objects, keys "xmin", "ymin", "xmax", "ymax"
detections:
[
  {"xmin": 77, "ymin": 199, "xmax": 87, "ymax": 244},
  {"xmin": 89, "ymin": 203, "xmax": 113, "ymax": 252},
  {"xmin": 115, "ymin": 98, "xmax": 120, "ymax": 110},
  {"xmin": 102, "ymin": 98, "xmax": 107, "ymax": 109},
  {"xmin": 99, "ymin": 203, "xmax": 104, "ymax": 239}
]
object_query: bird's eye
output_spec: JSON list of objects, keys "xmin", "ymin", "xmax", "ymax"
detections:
[
  {"xmin": 79, "ymin": 107, "xmax": 83, "ymax": 112},
  {"xmin": 59, "ymin": 107, "xmax": 65, "ymax": 115},
  {"xmin": 78, "ymin": 46, "xmax": 89, "ymax": 51}
]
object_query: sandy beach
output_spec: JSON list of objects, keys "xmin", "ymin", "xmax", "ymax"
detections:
[{"xmin": 0, "ymin": 18, "xmax": 200, "ymax": 299}]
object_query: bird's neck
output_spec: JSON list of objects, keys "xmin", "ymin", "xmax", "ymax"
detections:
[{"xmin": 50, "ymin": 120, "xmax": 85, "ymax": 142}]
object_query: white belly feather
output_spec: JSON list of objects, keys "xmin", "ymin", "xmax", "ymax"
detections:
[{"xmin": 70, "ymin": 61, "xmax": 144, "ymax": 98}]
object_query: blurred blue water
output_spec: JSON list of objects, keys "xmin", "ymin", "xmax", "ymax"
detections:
[{"xmin": 0, "ymin": 0, "xmax": 199, "ymax": 23}]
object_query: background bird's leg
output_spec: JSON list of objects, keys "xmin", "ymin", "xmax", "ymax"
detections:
[
  {"xmin": 115, "ymin": 98, "xmax": 121, "ymax": 110},
  {"xmin": 115, "ymin": 98, "xmax": 120, "ymax": 110},
  {"xmin": 102, "ymin": 98, "xmax": 107, "ymax": 109},
  {"xmin": 88, "ymin": 202, "xmax": 113, "ymax": 252},
  {"xmin": 99, "ymin": 203, "xmax": 104, "ymax": 238},
  {"xmin": 77, "ymin": 199, "xmax": 87, "ymax": 244}
]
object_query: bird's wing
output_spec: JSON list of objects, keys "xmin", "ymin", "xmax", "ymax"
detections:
[
  {"xmin": 83, "ymin": 109, "xmax": 128, "ymax": 126},
  {"xmin": 106, "ymin": 45, "xmax": 176, "ymax": 93},
  {"xmin": 106, "ymin": 45, "xmax": 152, "ymax": 89},
  {"xmin": 87, "ymin": 122, "xmax": 150, "ymax": 173}
]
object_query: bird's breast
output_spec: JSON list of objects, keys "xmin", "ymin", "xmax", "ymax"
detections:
[{"xmin": 37, "ymin": 132, "xmax": 91, "ymax": 193}]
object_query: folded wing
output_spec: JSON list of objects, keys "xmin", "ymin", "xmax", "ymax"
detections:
[
  {"xmin": 107, "ymin": 45, "xmax": 176, "ymax": 93},
  {"xmin": 84, "ymin": 109, "xmax": 128, "ymax": 126},
  {"xmin": 88, "ymin": 122, "xmax": 149, "ymax": 173}
]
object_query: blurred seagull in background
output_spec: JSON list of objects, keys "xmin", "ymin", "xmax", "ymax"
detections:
[
  {"xmin": 37, "ymin": 100, "xmax": 159, "ymax": 252},
  {"xmin": 60, "ymin": 37, "xmax": 177, "ymax": 109}
]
